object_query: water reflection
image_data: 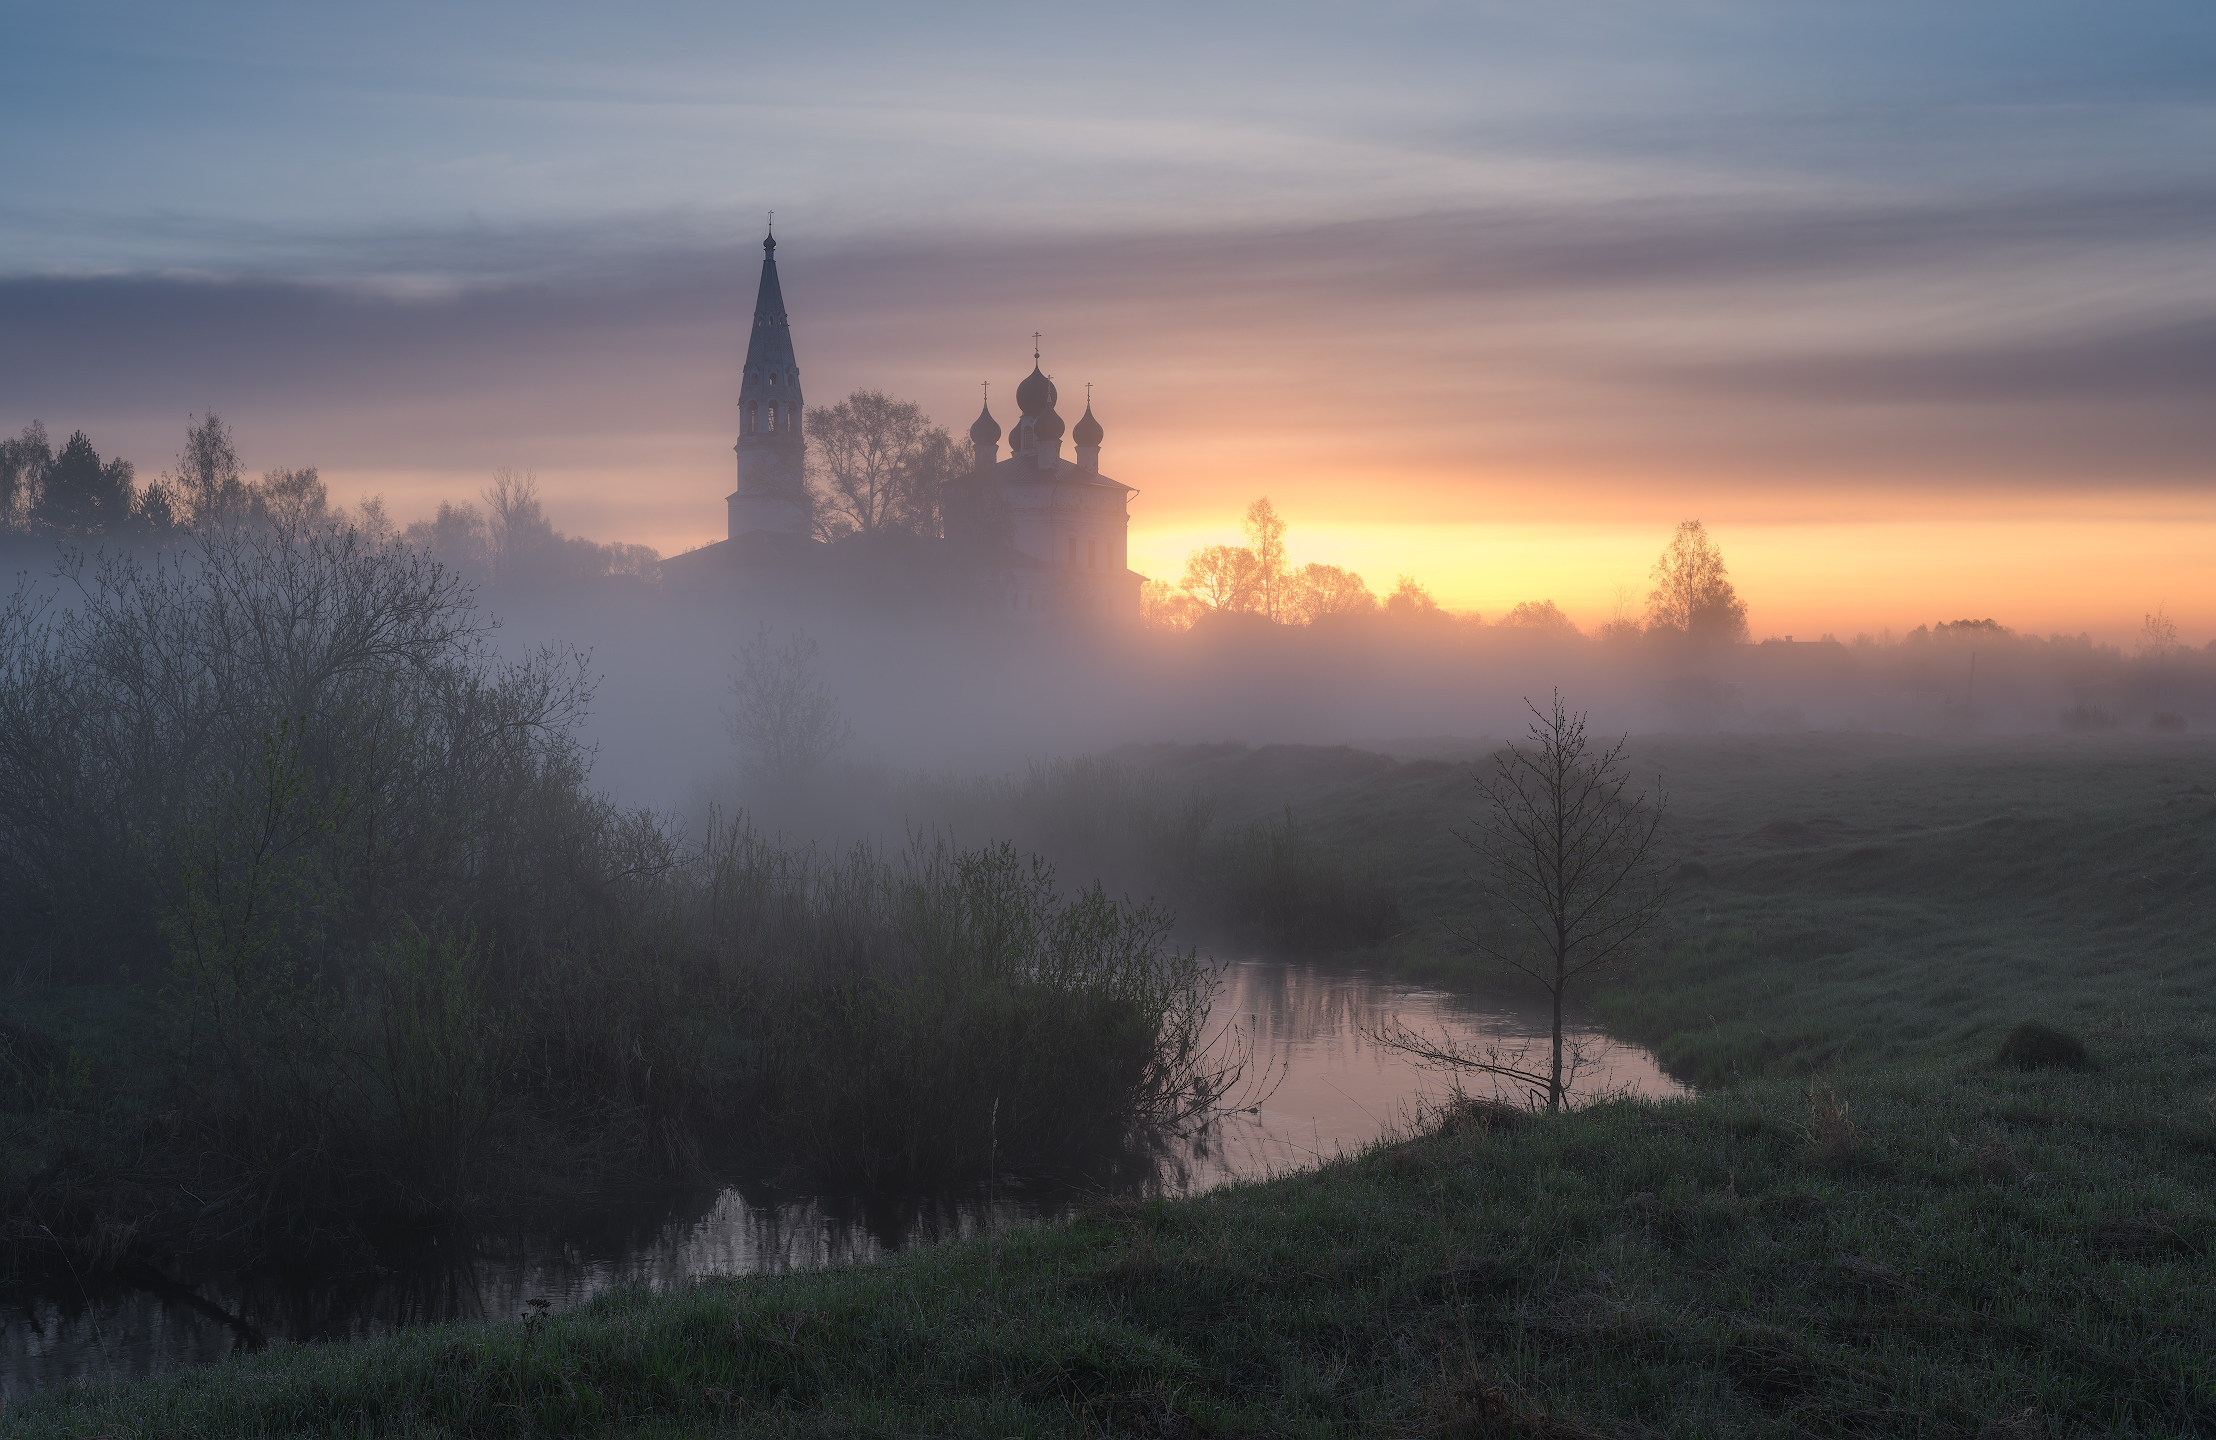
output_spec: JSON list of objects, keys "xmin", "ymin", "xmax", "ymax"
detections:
[
  {"xmin": 1182, "ymin": 959, "xmax": 1685, "ymax": 1189},
  {"xmin": 1, "ymin": 958, "xmax": 1684, "ymax": 1397}
]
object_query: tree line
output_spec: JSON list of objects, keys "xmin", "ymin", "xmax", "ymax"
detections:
[
  {"xmin": 1148, "ymin": 502, "xmax": 1753, "ymax": 644},
  {"xmin": 2, "ymin": 414, "xmax": 663, "ymax": 591}
]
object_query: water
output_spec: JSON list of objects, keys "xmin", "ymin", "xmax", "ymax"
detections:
[{"xmin": 1, "ymin": 958, "xmax": 1685, "ymax": 1397}]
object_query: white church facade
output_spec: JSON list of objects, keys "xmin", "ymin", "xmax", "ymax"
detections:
[{"xmin": 665, "ymin": 232, "xmax": 1143, "ymax": 618}]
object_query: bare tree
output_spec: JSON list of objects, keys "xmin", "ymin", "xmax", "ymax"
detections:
[
  {"xmin": 1179, "ymin": 544, "xmax": 1259, "ymax": 613},
  {"xmin": 1646, "ymin": 519, "xmax": 1748, "ymax": 642},
  {"xmin": 1243, "ymin": 497, "xmax": 1290, "ymax": 621},
  {"xmin": 252, "ymin": 467, "xmax": 330, "ymax": 532},
  {"xmin": 726, "ymin": 626, "xmax": 852, "ymax": 784},
  {"xmin": 1140, "ymin": 578, "xmax": 1203, "ymax": 630},
  {"xmin": 1290, "ymin": 562, "xmax": 1376, "ymax": 623},
  {"xmin": 807, "ymin": 390, "xmax": 957, "ymax": 540},
  {"xmin": 0, "ymin": 421, "xmax": 52, "ymax": 529},
  {"xmin": 175, "ymin": 413, "xmax": 249, "ymax": 528},
  {"xmin": 2139, "ymin": 605, "xmax": 2180, "ymax": 656},
  {"xmin": 1380, "ymin": 692, "xmax": 1668, "ymax": 1111}
]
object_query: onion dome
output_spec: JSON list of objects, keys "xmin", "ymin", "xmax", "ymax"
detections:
[
  {"xmin": 970, "ymin": 401, "xmax": 1001, "ymax": 445},
  {"xmin": 1015, "ymin": 364, "xmax": 1057, "ymax": 416},
  {"xmin": 1032, "ymin": 403, "xmax": 1065, "ymax": 444},
  {"xmin": 1072, "ymin": 402, "xmax": 1103, "ymax": 447}
]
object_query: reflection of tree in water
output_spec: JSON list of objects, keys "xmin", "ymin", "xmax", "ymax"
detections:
[{"xmin": 6, "ymin": 959, "xmax": 1683, "ymax": 1396}]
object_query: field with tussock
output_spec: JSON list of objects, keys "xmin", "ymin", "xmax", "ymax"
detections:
[{"xmin": 11, "ymin": 732, "xmax": 2216, "ymax": 1437}]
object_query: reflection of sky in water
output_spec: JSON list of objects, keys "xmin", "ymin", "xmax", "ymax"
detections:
[
  {"xmin": 1174, "ymin": 959, "xmax": 1685, "ymax": 1192},
  {"xmin": 1, "ymin": 958, "xmax": 1685, "ymax": 1398}
]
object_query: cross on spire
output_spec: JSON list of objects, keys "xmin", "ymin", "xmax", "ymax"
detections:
[{"xmin": 1032, "ymin": 332, "xmax": 1042, "ymax": 363}]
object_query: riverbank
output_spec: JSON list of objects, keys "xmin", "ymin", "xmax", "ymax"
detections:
[
  {"xmin": 10, "ymin": 734, "xmax": 2215, "ymax": 1433},
  {"xmin": 14, "ymin": 1022, "xmax": 2212, "ymax": 1437}
]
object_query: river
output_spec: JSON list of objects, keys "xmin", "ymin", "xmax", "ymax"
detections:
[{"xmin": 0, "ymin": 957, "xmax": 1685, "ymax": 1397}]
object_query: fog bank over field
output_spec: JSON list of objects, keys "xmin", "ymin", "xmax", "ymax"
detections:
[{"xmin": 475, "ymin": 581, "xmax": 2211, "ymax": 814}]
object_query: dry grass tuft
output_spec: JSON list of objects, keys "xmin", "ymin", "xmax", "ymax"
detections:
[
  {"xmin": 1083, "ymin": 1387, "xmax": 1203, "ymax": 1438},
  {"xmin": 1433, "ymin": 1093, "xmax": 1529, "ymax": 1137},
  {"xmin": 2088, "ymin": 1212, "xmax": 2198, "ymax": 1262},
  {"xmin": 1978, "ymin": 1405, "xmax": 2051, "ymax": 1439},
  {"xmin": 1830, "ymin": 1254, "xmax": 1907, "ymax": 1295},
  {"xmin": 1805, "ymin": 1084, "xmax": 1861, "ymax": 1163},
  {"xmin": 1417, "ymin": 1360, "xmax": 1608, "ymax": 1439}
]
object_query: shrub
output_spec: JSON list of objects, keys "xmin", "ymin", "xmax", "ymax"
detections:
[
  {"xmin": 1994, "ymin": 1021, "xmax": 2091, "ymax": 1071},
  {"xmin": 0, "ymin": 520, "xmax": 1237, "ymax": 1256}
]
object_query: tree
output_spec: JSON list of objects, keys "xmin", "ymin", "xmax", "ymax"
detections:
[
  {"xmin": 806, "ymin": 390, "xmax": 957, "ymax": 540},
  {"xmin": 1291, "ymin": 562, "xmax": 1376, "ymax": 623},
  {"xmin": 403, "ymin": 501, "xmax": 493, "ymax": 574},
  {"xmin": 0, "ymin": 421, "xmax": 52, "ymax": 529},
  {"xmin": 1384, "ymin": 575, "xmax": 1445, "ymax": 621},
  {"xmin": 1646, "ymin": 519, "xmax": 1748, "ymax": 642},
  {"xmin": 1179, "ymin": 544, "xmax": 1260, "ymax": 613},
  {"xmin": 1141, "ymin": 578, "xmax": 1202, "ymax": 630},
  {"xmin": 1497, "ymin": 599, "xmax": 1582, "ymax": 638},
  {"xmin": 175, "ymin": 413, "xmax": 249, "ymax": 528},
  {"xmin": 726, "ymin": 626, "xmax": 853, "ymax": 784},
  {"xmin": 1379, "ymin": 694, "xmax": 1668, "ymax": 1111},
  {"xmin": 2139, "ymin": 605, "xmax": 2180, "ymax": 656},
  {"xmin": 251, "ymin": 467, "xmax": 330, "ymax": 532},
  {"xmin": 32, "ymin": 430, "xmax": 138, "ymax": 534},
  {"xmin": 1242, "ymin": 497, "xmax": 1290, "ymax": 621}
]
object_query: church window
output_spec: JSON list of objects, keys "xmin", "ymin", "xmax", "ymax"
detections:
[
  {"xmin": 1087, "ymin": 539, "xmax": 1097, "ymax": 570},
  {"xmin": 1067, "ymin": 538, "xmax": 1077, "ymax": 567},
  {"xmin": 747, "ymin": 403, "xmax": 758, "ymax": 434},
  {"xmin": 765, "ymin": 406, "xmax": 777, "ymax": 433}
]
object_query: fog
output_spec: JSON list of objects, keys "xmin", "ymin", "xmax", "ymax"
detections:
[
  {"xmin": 5, "ymin": 504, "xmax": 2205, "ymax": 844},
  {"xmin": 469, "ymin": 563, "xmax": 2210, "ymax": 822}
]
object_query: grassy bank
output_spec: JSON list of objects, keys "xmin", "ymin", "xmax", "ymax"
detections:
[
  {"xmin": 12, "ymin": 733, "xmax": 2214, "ymax": 1436},
  {"xmin": 1126, "ymin": 732, "xmax": 2214, "ymax": 1063},
  {"xmin": 13, "ymin": 1032, "xmax": 2212, "ymax": 1436}
]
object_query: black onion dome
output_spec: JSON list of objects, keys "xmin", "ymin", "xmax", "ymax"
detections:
[
  {"xmin": 1015, "ymin": 364, "xmax": 1056, "ymax": 416},
  {"xmin": 1033, "ymin": 404, "xmax": 1065, "ymax": 444},
  {"xmin": 1072, "ymin": 402, "xmax": 1103, "ymax": 447},
  {"xmin": 969, "ymin": 402, "xmax": 1001, "ymax": 445}
]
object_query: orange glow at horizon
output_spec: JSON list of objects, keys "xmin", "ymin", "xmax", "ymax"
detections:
[
  {"xmin": 260, "ymin": 207, "xmax": 2211, "ymax": 657},
  {"xmin": 1128, "ymin": 514, "xmax": 2215, "ymax": 647}
]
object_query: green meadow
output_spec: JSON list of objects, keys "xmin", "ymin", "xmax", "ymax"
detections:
[{"xmin": 10, "ymin": 731, "xmax": 2216, "ymax": 1438}]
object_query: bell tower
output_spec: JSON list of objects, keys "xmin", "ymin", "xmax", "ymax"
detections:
[{"xmin": 728, "ymin": 229, "xmax": 810, "ymax": 541}]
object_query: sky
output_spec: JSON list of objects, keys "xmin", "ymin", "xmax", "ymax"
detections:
[{"xmin": 3, "ymin": 0, "xmax": 2212, "ymax": 642}]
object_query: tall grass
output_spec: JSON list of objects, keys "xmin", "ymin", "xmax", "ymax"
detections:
[
  {"xmin": 900, "ymin": 757, "xmax": 1402, "ymax": 952},
  {"xmin": 1219, "ymin": 808, "xmax": 1403, "ymax": 949}
]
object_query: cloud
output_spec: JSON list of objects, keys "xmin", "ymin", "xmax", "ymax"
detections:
[
  {"xmin": 4, "ymin": 184, "xmax": 2213, "ymax": 556},
  {"xmin": 1651, "ymin": 315, "xmax": 2216, "ymax": 406}
]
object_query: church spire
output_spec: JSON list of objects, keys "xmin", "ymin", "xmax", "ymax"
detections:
[
  {"xmin": 741, "ymin": 231, "xmax": 797, "ymax": 393},
  {"xmin": 729, "ymin": 227, "xmax": 810, "ymax": 543}
]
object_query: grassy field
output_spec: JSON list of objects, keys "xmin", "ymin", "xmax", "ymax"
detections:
[{"xmin": 9, "ymin": 732, "xmax": 2216, "ymax": 1437}]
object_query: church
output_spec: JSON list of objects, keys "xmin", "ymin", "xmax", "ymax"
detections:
[{"xmin": 665, "ymin": 232, "xmax": 1144, "ymax": 618}]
